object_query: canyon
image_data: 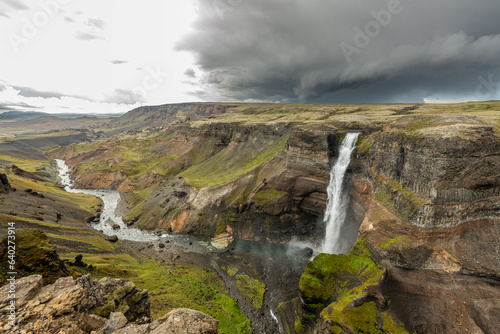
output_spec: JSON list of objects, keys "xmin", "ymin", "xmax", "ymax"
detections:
[{"xmin": 0, "ymin": 102, "xmax": 499, "ymax": 333}]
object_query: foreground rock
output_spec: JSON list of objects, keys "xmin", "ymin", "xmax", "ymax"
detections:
[{"xmin": 0, "ymin": 275, "xmax": 218, "ymax": 334}]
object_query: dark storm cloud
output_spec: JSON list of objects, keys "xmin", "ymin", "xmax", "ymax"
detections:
[{"xmin": 178, "ymin": 0, "xmax": 500, "ymax": 102}]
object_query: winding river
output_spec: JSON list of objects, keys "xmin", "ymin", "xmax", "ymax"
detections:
[{"xmin": 56, "ymin": 159, "xmax": 162, "ymax": 242}]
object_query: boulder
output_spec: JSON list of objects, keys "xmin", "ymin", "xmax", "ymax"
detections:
[
  {"xmin": 151, "ymin": 308, "xmax": 218, "ymax": 334},
  {"xmin": 0, "ymin": 275, "xmax": 43, "ymax": 310},
  {"xmin": 105, "ymin": 235, "xmax": 119, "ymax": 242},
  {"xmin": 105, "ymin": 312, "xmax": 128, "ymax": 333},
  {"xmin": 0, "ymin": 173, "xmax": 11, "ymax": 193}
]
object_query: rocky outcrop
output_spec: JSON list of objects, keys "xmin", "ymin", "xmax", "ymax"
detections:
[
  {"xmin": 0, "ymin": 229, "xmax": 70, "ymax": 285},
  {"xmin": 0, "ymin": 173, "xmax": 11, "ymax": 193},
  {"xmin": 149, "ymin": 308, "xmax": 218, "ymax": 334},
  {"xmin": 0, "ymin": 275, "xmax": 218, "ymax": 334}
]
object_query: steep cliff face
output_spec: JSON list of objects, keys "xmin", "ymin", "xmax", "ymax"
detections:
[{"xmin": 358, "ymin": 115, "xmax": 500, "ymax": 228}]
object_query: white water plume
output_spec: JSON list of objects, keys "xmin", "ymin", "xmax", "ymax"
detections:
[{"xmin": 321, "ymin": 133, "xmax": 359, "ymax": 254}]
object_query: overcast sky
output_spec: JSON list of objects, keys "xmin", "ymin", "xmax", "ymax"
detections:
[{"xmin": 1, "ymin": 0, "xmax": 500, "ymax": 114}]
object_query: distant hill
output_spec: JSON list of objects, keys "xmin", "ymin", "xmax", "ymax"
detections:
[{"xmin": 0, "ymin": 110, "xmax": 123, "ymax": 119}]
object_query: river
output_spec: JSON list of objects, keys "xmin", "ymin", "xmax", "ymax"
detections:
[{"xmin": 56, "ymin": 159, "xmax": 162, "ymax": 242}]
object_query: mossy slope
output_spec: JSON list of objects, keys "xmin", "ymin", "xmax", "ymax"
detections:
[
  {"xmin": 0, "ymin": 229, "xmax": 71, "ymax": 285},
  {"xmin": 289, "ymin": 237, "xmax": 409, "ymax": 334}
]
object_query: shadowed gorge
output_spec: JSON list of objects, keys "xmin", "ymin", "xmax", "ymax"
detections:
[{"xmin": 0, "ymin": 102, "xmax": 499, "ymax": 333}]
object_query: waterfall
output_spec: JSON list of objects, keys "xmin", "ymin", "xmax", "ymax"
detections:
[
  {"xmin": 321, "ymin": 133, "xmax": 359, "ymax": 254},
  {"xmin": 270, "ymin": 310, "xmax": 282, "ymax": 334}
]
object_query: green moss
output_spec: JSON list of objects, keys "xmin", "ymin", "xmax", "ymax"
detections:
[
  {"xmin": 113, "ymin": 286, "xmax": 127, "ymax": 300},
  {"xmin": 381, "ymin": 312, "xmax": 409, "ymax": 334},
  {"xmin": 357, "ymin": 136, "xmax": 372, "ymax": 154},
  {"xmin": 295, "ymin": 237, "xmax": 401, "ymax": 333},
  {"xmin": 91, "ymin": 299, "xmax": 115, "ymax": 318},
  {"xmin": 379, "ymin": 236, "xmax": 412, "ymax": 250},
  {"xmin": 214, "ymin": 218, "xmax": 227, "ymax": 236},
  {"xmin": 401, "ymin": 117, "xmax": 436, "ymax": 133},
  {"xmin": 299, "ymin": 236, "xmax": 412, "ymax": 334},
  {"xmin": 235, "ymin": 274, "xmax": 266, "ymax": 311},
  {"xmin": 252, "ymin": 185, "xmax": 281, "ymax": 205},
  {"xmin": 181, "ymin": 135, "xmax": 289, "ymax": 189},
  {"xmin": 295, "ymin": 311, "xmax": 306, "ymax": 333},
  {"xmin": 299, "ymin": 237, "xmax": 384, "ymax": 304},
  {"xmin": 341, "ymin": 301, "xmax": 382, "ymax": 334},
  {"xmin": 223, "ymin": 266, "xmax": 239, "ymax": 277},
  {"xmin": 374, "ymin": 174, "xmax": 428, "ymax": 222},
  {"xmin": 0, "ymin": 229, "xmax": 70, "ymax": 285}
]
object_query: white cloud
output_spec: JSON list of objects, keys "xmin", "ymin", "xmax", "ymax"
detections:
[
  {"xmin": 0, "ymin": 81, "xmax": 139, "ymax": 114},
  {"xmin": 0, "ymin": 0, "xmax": 199, "ymax": 114}
]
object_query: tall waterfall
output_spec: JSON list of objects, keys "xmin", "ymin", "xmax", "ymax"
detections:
[{"xmin": 321, "ymin": 133, "xmax": 359, "ymax": 254}]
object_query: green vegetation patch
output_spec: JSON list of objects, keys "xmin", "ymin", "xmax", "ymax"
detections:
[
  {"xmin": 80, "ymin": 253, "xmax": 251, "ymax": 333},
  {"xmin": 295, "ymin": 237, "xmax": 409, "ymax": 333},
  {"xmin": 0, "ymin": 229, "xmax": 70, "ymax": 285},
  {"xmin": 251, "ymin": 185, "xmax": 283, "ymax": 206},
  {"xmin": 223, "ymin": 266, "xmax": 239, "ymax": 277},
  {"xmin": 235, "ymin": 274, "xmax": 266, "ymax": 311},
  {"xmin": 300, "ymin": 237, "xmax": 383, "ymax": 305},
  {"xmin": 0, "ymin": 153, "xmax": 47, "ymax": 172},
  {"xmin": 379, "ymin": 236, "xmax": 412, "ymax": 250},
  {"xmin": 399, "ymin": 117, "xmax": 436, "ymax": 134},
  {"xmin": 180, "ymin": 135, "xmax": 289, "ymax": 189},
  {"xmin": 374, "ymin": 173, "xmax": 428, "ymax": 222},
  {"xmin": 357, "ymin": 135, "xmax": 372, "ymax": 154}
]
